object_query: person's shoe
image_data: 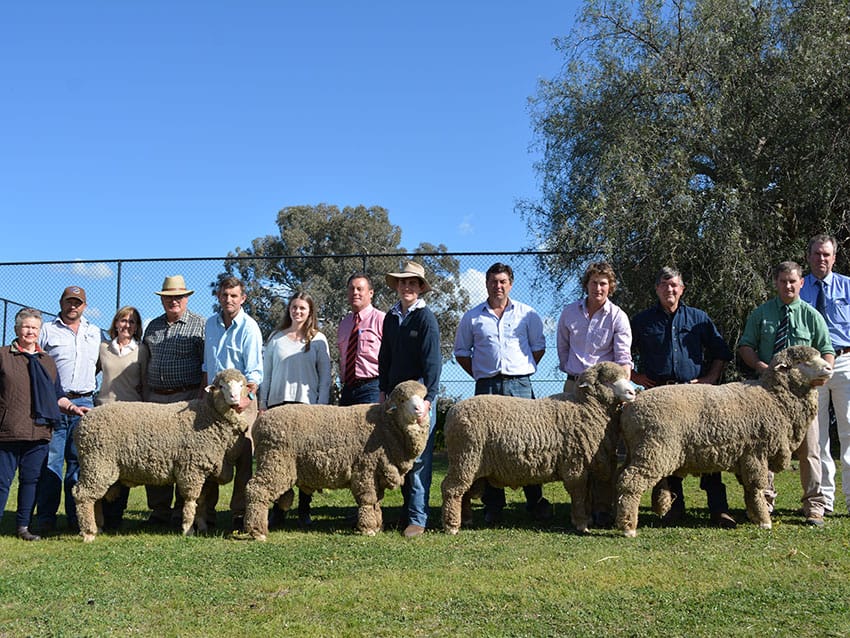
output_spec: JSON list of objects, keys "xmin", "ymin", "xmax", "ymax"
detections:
[
  {"xmin": 592, "ymin": 511, "xmax": 614, "ymax": 529},
  {"xmin": 710, "ymin": 511, "xmax": 737, "ymax": 529},
  {"xmin": 142, "ymin": 514, "xmax": 172, "ymax": 528},
  {"xmin": 805, "ymin": 516, "xmax": 825, "ymax": 527},
  {"xmin": 297, "ymin": 513, "xmax": 313, "ymax": 528},
  {"xmin": 484, "ymin": 508, "xmax": 502, "ymax": 527},
  {"xmin": 17, "ymin": 526, "xmax": 41, "ymax": 541},
  {"xmin": 229, "ymin": 515, "xmax": 245, "ymax": 533},
  {"xmin": 268, "ymin": 507, "xmax": 287, "ymax": 530},
  {"xmin": 530, "ymin": 497, "xmax": 554, "ymax": 521},
  {"xmin": 403, "ymin": 524, "xmax": 425, "ymax": 538},
  {"xmin": 660, "ymin": 506, "xmax": 684, "ymax": 525}
]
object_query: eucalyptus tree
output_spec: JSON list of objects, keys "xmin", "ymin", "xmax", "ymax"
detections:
[
  {"xmin": 523, "ymin": 0, "xmax": 850, "ymax": 353},
  {"xmin": 218, "ymin": 203, "xmax": 468, "ymax": 362}
]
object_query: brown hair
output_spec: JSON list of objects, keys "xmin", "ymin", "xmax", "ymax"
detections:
[
  {"xmin": 108, "ymin": 306, "xmax": 143, "ymax": 341},
  {"xmin": 581, "ymin": 261, "xmax": 618, "ymax": 296},
  {"xmin": 273, "ymin": 291, "xmax": 319, "ymax": 351}
]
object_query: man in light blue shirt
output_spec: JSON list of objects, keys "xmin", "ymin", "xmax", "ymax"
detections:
[
  {"xmin": 454, "ymin": 262, "xmax": 549, "ymax": 525},
  {"xmin": 36, "ymin": 285, "xmax": 103, "ymax": 533},
  {"xmin": 802, "ymin": 234, "xmax": 850, "ymax": 516},
  {"xmin": 203, "ymin": 275, "xmax": 263, "ymax": 532}
]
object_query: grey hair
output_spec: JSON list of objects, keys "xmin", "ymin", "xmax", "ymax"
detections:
[
  {"xmin": 655, "ymin": 266, "xmax": 683, "ymax": 286},
  {"xmin": 807, "ymin": 234, "xmax": 838, "ymax": 255},
  {"xmin": 15, "ymin": 307, "xmax": 43, "ymax": 331}
]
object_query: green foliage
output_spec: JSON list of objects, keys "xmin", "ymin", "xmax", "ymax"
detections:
[
  {"xmin": 2, "ymin": 466, "xmax": 849, "ymax": 636},
  {"xmin": 219, "ymin": 204, "xmax": 469, "ymax": 364},
  {"xmin": 523, "ymin": 0, "xmax": 850, "ymax": 353}
]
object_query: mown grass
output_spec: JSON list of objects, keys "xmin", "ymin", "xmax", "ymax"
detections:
[{"xmin": 1, "ymin": 457, "xmax": 848, "ymax": 637}]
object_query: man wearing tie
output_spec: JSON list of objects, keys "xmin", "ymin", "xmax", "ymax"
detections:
[
  {"xmin": 738, "ymin": 260, "xmax": 834, "ymax": 525},
  {"xmin": 801, "ymin": 234, "xmax": 850, "ymax": 517},
  {"xmin": 338, "ymin": 273, "xmax": 385, "ymax": 406}
]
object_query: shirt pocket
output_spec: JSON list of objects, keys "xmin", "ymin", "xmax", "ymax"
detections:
[
  {"xmin": 834, "ymin": 299, "xmax": 850, "ymax": 322},
  {"xmin": 791, "ymin": 324, "xmax": 812, "ymax": 344}
]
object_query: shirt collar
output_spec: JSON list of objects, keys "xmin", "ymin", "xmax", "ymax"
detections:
[{"xmin": 391, "ymin": 298, "xmax": 426, "ymax": 318}]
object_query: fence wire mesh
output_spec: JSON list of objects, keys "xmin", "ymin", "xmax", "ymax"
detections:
[{"xmin": 1, "ymin": 252, "xmax": 576, "ymax": 401}]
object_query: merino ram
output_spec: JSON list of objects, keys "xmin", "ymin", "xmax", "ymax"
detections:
[
  {"xmin": 241, "ymin": 380, "xmax": 428, "ymax": 540},
  {"xmin": 73, "ymin": 369, "xmax": 250, "ymax": 541},
  {"xmin": 441, "ymin": 362, "xmax": 636, "ymax": 534},
  {"xmin": 616, "ymin": 345, "xmax": 833, "ymax": 536}
]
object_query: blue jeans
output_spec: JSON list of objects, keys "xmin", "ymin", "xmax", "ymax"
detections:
[
  {"xmin": 340, "ymin": 379, "xmax": 380, "ymax": 406},
  {"xmin": 475, "ymin": 375, "xmax": 543, "ymax": 513},
  {"xmin": 401, "ymin": 405, "xmax": 436, "ymax": 528},
  {"xmin": 0, "ymin": 440, "xmax": 49, "ymax": 528},
  {"xmin": 36, "ymin": 395, "xmax": 92, "ymax": 529}
]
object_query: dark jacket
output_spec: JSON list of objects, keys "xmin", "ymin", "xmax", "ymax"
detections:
[
  {"xmin": 0, "ymin": 345, "xmax": 58, "ymax": 443},
  {"xmin": 379, "ymin": 306, "xmax": 441, "ymax": 403}
]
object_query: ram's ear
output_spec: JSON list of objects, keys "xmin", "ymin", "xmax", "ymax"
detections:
[
  {"xmin": 773, "ymin": 362, "xmax": 789, "ymax": 372},
  {"xmin": 385, "ymin": 403, "xmax": 397, "ymax": 414},
  {"xmin": 205, "ymin": 384, "xmax": 215, "ymax": 394}
]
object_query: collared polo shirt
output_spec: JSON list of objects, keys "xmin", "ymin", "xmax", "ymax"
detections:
[
  {"xmin": 39, "ymin": 315, "xmax": 103, "ymax": 393},
  {"xmin": 631, "ymin": 302, "xmax": 732, "ymax": 384},
  {"xmin": 556, "ymin": 298, "xmax": 632, "ymax": 376},
  {"xmin": 203, "ymin": 309, "xmax": 264, "ymax": 385},
  {"xmin": 739, "ymin": 296, "xmax": 834, "ymax": 364},
  {"xmin": 453, "ymin": 298, "xmax": 545, "ymax": 380},
  {"xmin": 801, "ymin": 271, "xmax": 850, "ymax": 350},
  {"xmin": 337, "ymin": 304, "xmax": 385, "ymax": 381}
]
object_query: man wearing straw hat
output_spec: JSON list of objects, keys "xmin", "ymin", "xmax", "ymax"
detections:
[
  {"xmin": 142, "ymin": 275, "xmax": 206, "ymax": 526},
  {"xmin": 378, "ymin": 261, "xmax": 441, "ymax": 538}
]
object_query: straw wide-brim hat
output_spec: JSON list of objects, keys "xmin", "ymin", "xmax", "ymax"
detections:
[
  {"xmin": 155, "ymin": 275, "xmax": 194, "ymax": 297},
  {"xmin": 385, "ymin": 261, "xmax": 431, "ymax": 293}
]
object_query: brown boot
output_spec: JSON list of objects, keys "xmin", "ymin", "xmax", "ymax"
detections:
[{"xmin": 16, "ymin": 526, "xmax": 41, "ymax": 541}]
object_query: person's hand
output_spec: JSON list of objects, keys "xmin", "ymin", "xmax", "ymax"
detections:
[
  {"xmin": 416, "ymin": 399, "xmax": 431, "ymax": 424},
  {"xmin": 630, "ymin": 372, "xmax": 657, "ymax": 389}
]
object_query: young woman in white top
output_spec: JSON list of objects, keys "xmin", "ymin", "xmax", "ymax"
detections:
[{"xmin": 260, "ymin": 292, "xmax": 331, "ymax": 526}]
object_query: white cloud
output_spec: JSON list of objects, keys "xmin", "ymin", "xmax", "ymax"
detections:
[
  {"xmin": 71, "ymin": 261, "xmax": 114, "ymax": 279},
  {"xmin": 459, "ymin": 268, "xmax": 486, "ymax": 305},
  {"xmin": 457, "ymin": 215, "xmax": 474, "ymax": 236}
]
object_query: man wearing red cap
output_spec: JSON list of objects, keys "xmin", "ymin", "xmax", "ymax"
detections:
[{"xmin": 35, "ymin": 285, "xmax": 104, "ymax": 534}]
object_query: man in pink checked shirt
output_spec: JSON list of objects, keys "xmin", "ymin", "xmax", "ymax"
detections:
[{"xmin": 338, "ymin": 273, "xmax": 385, "ymax": 406}]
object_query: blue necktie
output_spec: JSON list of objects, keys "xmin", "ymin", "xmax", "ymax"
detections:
[{"xmin": 815, "ymin": 279, "xmax": 827, "ymax": 317}]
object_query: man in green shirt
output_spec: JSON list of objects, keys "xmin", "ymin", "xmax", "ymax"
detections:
[{"xmin": 739, "ymin": 261, "xmax": 835, "ymax": 526}]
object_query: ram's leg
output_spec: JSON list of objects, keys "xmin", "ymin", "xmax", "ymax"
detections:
[
  {"xmin": 353, "ymin": 478, "xmax": 381, "ymax": 535},
  {"xmin": 616, "ymin": 463, "xmax": 660, "ymax": 538},
  {"xmin": 565, "ymin": 475, "xmax": 590, "ymax": 533},
  {"xmin": 72, "ymin": 469, "xmax": 118, "ymax": 542},
  {"xmin": 440, "ymin": 469, "xmax": 471, "ymax": 535},
  {"xmin": 738, "ymin": 458, "xmax": 772, "ymax": 529},
  {"xmin": 244, "ymin": 456, "xmax": 296, "ymax": 540},
  {"xmin": 176, "ymin": 480, "xmax": 204, "ymax": 536}
]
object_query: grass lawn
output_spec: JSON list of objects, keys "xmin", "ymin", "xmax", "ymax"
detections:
[{"xmin": 1, "ymin": 456, "xmax": 848, "ymax": 637}]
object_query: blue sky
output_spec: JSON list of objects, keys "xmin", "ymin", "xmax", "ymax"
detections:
[{"xmin": 2, "ymin": 2, "xmax": 580, "ymax": 264}]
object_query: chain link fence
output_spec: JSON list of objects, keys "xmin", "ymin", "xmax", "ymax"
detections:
[{"xmin": 0, "ymin": 252, "xmax": 578, "ymax": 402}]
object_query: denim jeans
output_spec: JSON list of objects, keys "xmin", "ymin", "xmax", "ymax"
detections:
[
  {"xmin": 401, "ymin": 404, "xmax": 436, "ymax": 528},
  {"xmin": 474, "ymin": 375, "xmax": 543, "ymax": 512},
  {"xmin": 36, "ymin": 395, "xmax": 92, "ymax": 529},
  {"xmin": 339, "ymin": 379, "xmax": 380, "ymax": 406},
  {"xmin": 0, "ymin": 440, "xmax": 49, "ymax": 528}
]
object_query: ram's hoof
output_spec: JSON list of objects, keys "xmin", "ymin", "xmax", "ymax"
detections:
[
  {"xmin": 759, "ymin": 522, "xmax": 772, "ymax": 530},
  {"xmin": 623, "ymin": 529, "xmax": 637, "ymax": 538},
  {"xmin": 81, "ymin": 533, "xmax": 96, "ymax": 543},
  {"xmin": 444, "ymin": 526, "xmax": 459, "ymax": 535}
]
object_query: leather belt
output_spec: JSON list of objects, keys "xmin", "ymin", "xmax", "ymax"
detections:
[
  {"xmin": 565, "ymin": 373, "xmax": 580, "ymax": 381},
  {"xmin": 345, "ymin": 377, "xmax": 378, "ymax": 389},
  {"xmin": 149, "ymin": 384, "xmax": 201, "ymax": 395},
  {"xmin": 66, "ymin": 391, "xmax": 94, "ymax": 399},
  {"xmin": 835, "ymin": 347, "xmax": 850, "ymax": 357}
]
